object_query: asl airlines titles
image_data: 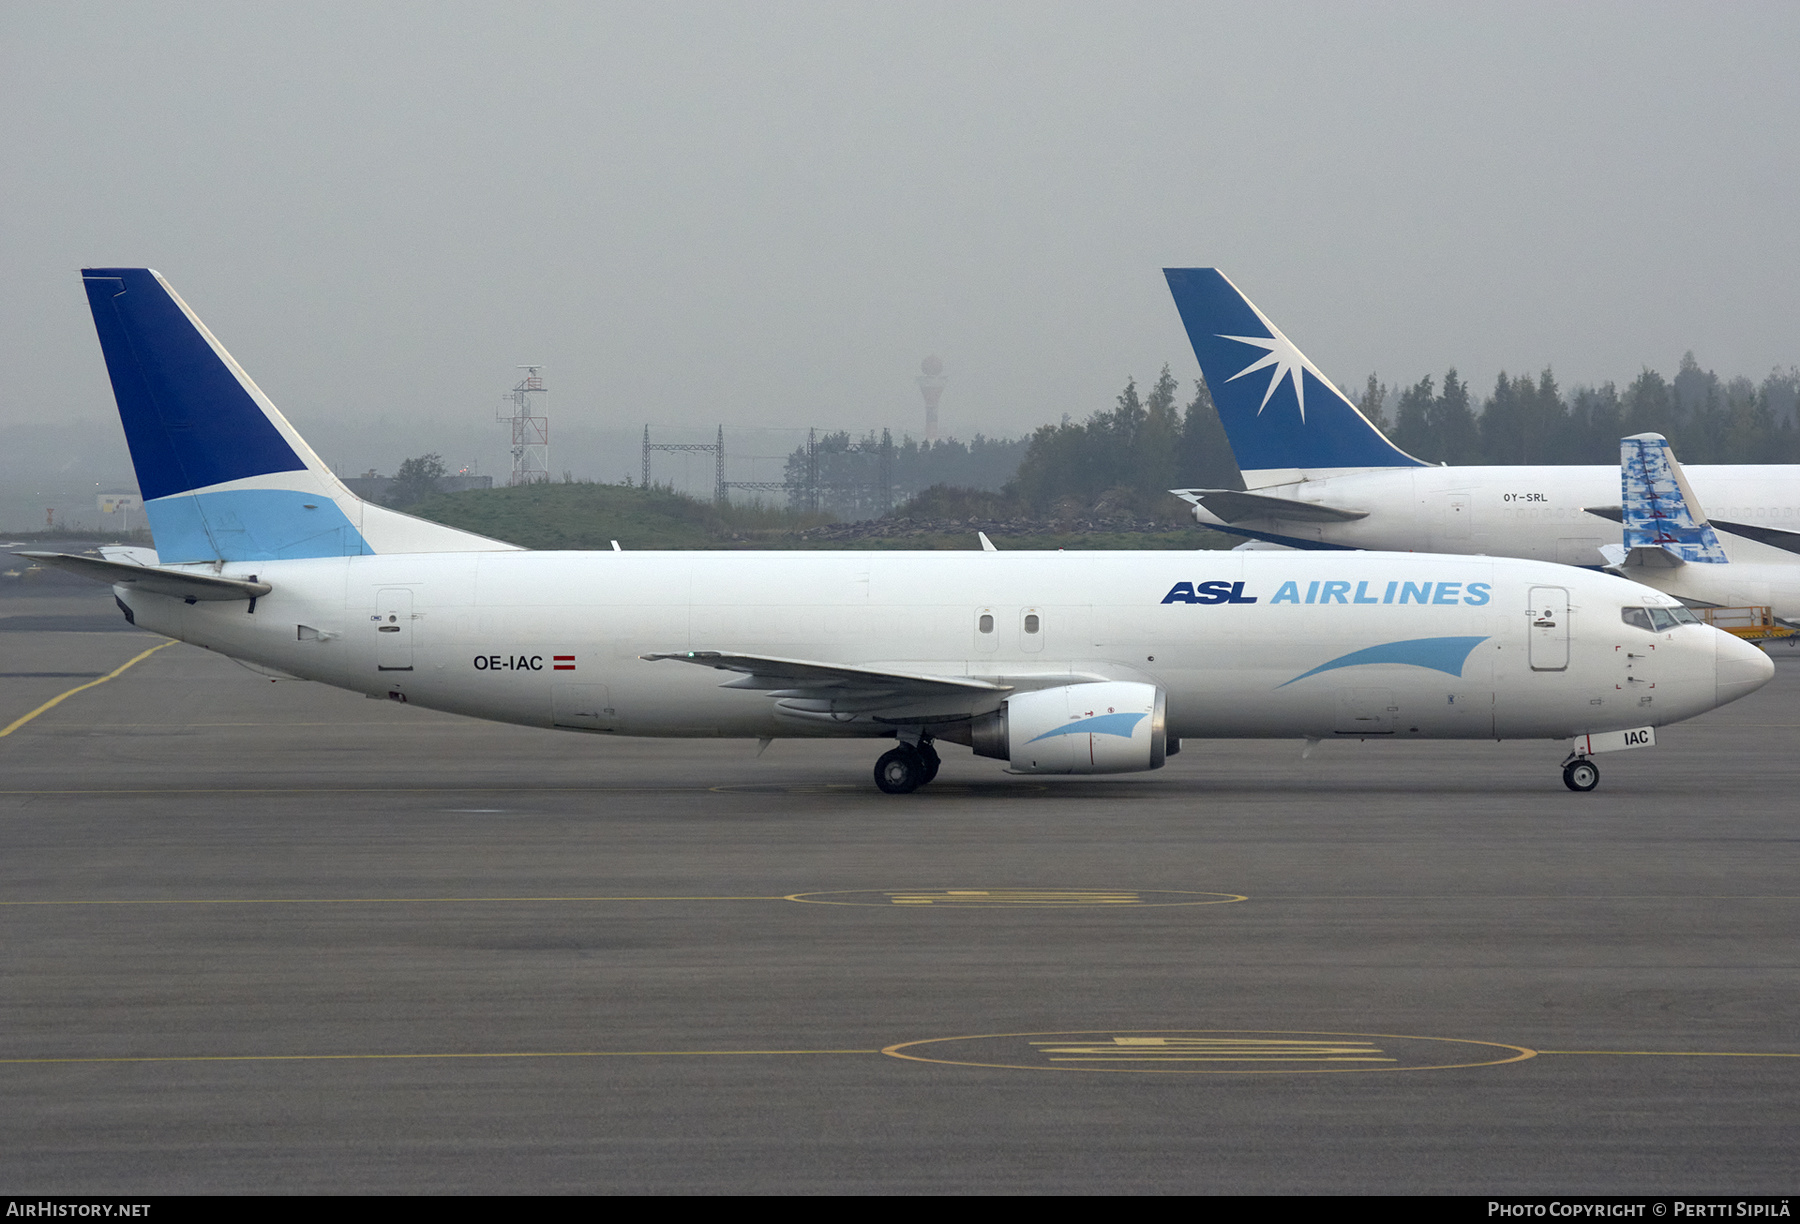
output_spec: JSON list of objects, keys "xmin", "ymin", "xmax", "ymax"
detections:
[{"xmin": 1163, "ymin": 578, "xmax": 1493, "ymax": 606}]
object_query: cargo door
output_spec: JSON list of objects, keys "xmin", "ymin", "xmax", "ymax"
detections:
[
  {"xmin": 1442, "ymin": 493, "xmax": 1473, "ymax": 543},
  {"xmin": 1334, "ymin": 688, "xmax": 1397, "ymax": 735},
  {"xmin": 553, "ymin": 683, "xmax": 617, "ymax": 731},
  {"xmin": 1557, "ymin": 537, "xmax": 1604, "ymax": 566}
]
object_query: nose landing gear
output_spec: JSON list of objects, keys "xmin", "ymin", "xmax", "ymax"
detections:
[
  {"xmin": 1561, "ymin": 756, "xmax": 1600, "ymax": 792},
  {"xmin": 873, "ymin": 738, "xmax": 942, "ymax": 794}
]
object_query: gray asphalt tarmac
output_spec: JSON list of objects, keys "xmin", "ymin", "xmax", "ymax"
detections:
[{"xmin": 3, "ymin": 571, "xmax": 1797, "ymax": 1194}]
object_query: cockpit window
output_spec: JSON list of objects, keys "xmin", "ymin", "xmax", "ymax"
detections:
[{"xmin": 1623, "ymin": 605, "xmax": 1700, "ymax": 632}]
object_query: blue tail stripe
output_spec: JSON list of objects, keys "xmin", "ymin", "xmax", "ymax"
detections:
[
  {"xmin": 1277, "ymin": 636, "xmax": 1488, "ymax": 688},
  {"xmin": 146, "ymin": 489, "xmax": 369, "ymax": 563},
  {"xmin": 1164, "ymin": 268, "xmax": 1424, "ymax": 473},
  {"xmin": 82, "ymin": 269, "xmax": 305, "ymax": 501}
]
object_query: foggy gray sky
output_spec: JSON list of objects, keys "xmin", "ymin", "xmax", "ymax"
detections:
[{"xmin": 5, "ymin": 1, "xmax": 1798, "ymax": 492}]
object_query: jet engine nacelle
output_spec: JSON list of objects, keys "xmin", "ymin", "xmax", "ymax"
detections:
[{"xmin": 970, "ymin": 681, "xmax": 1168, "ymax": 774}]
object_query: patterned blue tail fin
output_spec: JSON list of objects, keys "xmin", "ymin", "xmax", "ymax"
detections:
[
  {"xmin": 1163, "ymin": 269, "xmax": 1424, "ymax": 486},
  {"xmin": 1621, "ymin": 433, "xmax": 1728, "ymax": 563}
]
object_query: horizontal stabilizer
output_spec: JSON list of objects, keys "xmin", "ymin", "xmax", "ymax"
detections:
[
  {"xmin": 1598, "ymin": 542, "xmax": 1686, "ymax": 571},
  {"xmin": 17, "ymin": 551, "xmax": 271, "ymax": 601},
  {"xmin": 1172, "ymin": 488, "xmax": 1369, "ymax": 524},
  {"xmin": 1710, "ymin": 519, "xmax": 1800, "ymax": 557}
]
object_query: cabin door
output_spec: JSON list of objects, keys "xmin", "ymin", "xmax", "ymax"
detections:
[
  {"xmin": 375, "ymin": 588, "xmax": 415, "ymax": 672},
  {"xmin": 1528, "ymin": 586, "xmax": 1569, "ymax": 671}
]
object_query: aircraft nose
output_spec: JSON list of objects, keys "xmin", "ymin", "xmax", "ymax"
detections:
[{"xmin": 1715, "ymin": 629, "xmax": 1776, "ymax": 708}]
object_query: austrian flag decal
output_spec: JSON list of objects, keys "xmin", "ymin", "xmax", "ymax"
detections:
[{"xmin": 554, "ymin": 655, "xmax": 576, "ymax": 671}]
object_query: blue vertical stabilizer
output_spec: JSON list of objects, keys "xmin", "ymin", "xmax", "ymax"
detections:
[
  {"xmin": 1163, "ymin": 269, "xmax": 1424, "ymax": 482},
  {"xmin": 83, "ymin": 270, "xmax": 309, "ymax": 500},
  {"xmin": 81, "ymin": 268, "xmax": 371, "ymax": 561}
]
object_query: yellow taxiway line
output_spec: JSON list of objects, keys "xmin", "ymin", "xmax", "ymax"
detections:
[{"xmin": 0, "ymin": 639, "xmax": 177, "ymax": 739}]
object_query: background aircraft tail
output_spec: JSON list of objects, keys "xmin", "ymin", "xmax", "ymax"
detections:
[
  {"xmin": 1618, "ymin": 432, "xmax": 1728, "ymax": 564},
  {"xmin": 81, "ymin": 268, "xmax": 517, "ymax": 563},
  {"xmin": 1163, "ymin": 268, "xmax": 1425, "ymax": 487}
]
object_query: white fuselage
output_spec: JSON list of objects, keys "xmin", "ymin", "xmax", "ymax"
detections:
[
  {"xmin": 1624, "ymin": 557, "xmax": 1800, "ymax": 615},
  {"xmin": 115, "ymin": 548, "xmax": 1761, "ymax": 744},
  {"xmin": 1210, "ymin": 465, "xmax": 1800, "ymax": 567}
]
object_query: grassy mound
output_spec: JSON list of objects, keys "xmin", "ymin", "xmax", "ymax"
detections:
[
  {"xmin": 404, "ymin": 481, "xmax": 1232, "ymax": 551},
  {"xmin": 403, "ymin": 482, "xmax": 830, "ymax": 550}
]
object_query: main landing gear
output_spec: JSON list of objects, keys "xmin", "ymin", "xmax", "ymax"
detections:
[
  {"xmin": 1561, "ymin": 756, "xmax": 1600, "ymax": 792},
  {"xmin": 874, "ymin": 738, "xmax": 941, "ymax": 795}
]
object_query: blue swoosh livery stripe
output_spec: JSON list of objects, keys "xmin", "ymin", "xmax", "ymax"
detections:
[
  {"xmin": 1026, "ymin": 711, "xmax": 1148, "ymax": 744},
  {"xmin": 1277, "ymin": 636, "xmax": 1489, "ymax": 688}
]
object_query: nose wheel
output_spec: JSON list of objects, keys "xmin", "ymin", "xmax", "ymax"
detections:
[
  {"xmin": 1561, "ymin": 758, "xmax": 1600, "ymax": 792},
  {"xmin": 873, "ymin": 739, "xmax": 941, "ymax": 794}
]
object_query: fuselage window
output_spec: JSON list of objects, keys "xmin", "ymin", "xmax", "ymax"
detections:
[
  {"xmin": 978, "ymin": 614, "xmax": 994, "ymax": 634},
  {"xmin": 1024, "ymin": 614, "xmax": 1040, "ymax": 634}
]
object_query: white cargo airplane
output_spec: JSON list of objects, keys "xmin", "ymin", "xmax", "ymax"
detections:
[
  {"xmin": 21, "ymin": 269, "xmax": 1774, "ymax": 794},
  {"xmin": 1163, "ymin": 268, "xmax": 1800, "ymax": 568},
  {"xmin": 1601, "ymin": 432, "xmax": 1800, "ymax": 622}
]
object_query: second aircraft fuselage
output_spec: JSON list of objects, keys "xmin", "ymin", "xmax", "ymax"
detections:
[{"xmin": 1205, "ymin": 464, "xmax": 1800, "ymax": 566}]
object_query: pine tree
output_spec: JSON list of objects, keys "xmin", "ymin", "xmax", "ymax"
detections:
[
  {"xmin": 1429, "ymin": 369, "xmax": 1480, "ymax": 465},
  {"xmin": 1177, "ymin": 377, "xmax": 1242, "ymax": 489},
  {"xmin": 1357, "ymin": 374, "xmax": 1390, "ymax": 432},
  {"xmin": 1392, "ymin": 375, "xmax": 1435, "ymax": 460}
]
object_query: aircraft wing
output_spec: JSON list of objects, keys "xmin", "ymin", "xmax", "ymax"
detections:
[
  {"xmin": 643, "ymin": 651, "xmax": 1008, "ymax": 696},
  {"xmin": 642, "ymin": 651, "xmax": 1012, "ymax": 726},
  {"xmin": 16, "ymin": 551, "xmax": 271, "ymax": 601},
  {"xmin": 1171, "ymin": 488, "xmax": 1369, "ymax": 523}
]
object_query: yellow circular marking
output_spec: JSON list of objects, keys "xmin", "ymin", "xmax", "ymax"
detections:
[
  {"xmin": 785, "ymin": 889, "xmax": 1246, "ymax": 907},
  {"xmin": 882, "ymin": 1029, "xmax": 1537, "ymax": 1074}
]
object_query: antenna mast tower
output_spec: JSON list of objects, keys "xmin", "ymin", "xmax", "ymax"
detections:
[
  {"xmin": 499, "ymin": 366, "xmax": 550, "ymax": 485},
  {"xmin": 916, "ymin": 356, "xmax": 947, "ymax": 443}
]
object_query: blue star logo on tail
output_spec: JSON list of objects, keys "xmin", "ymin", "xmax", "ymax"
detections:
[{"xmin": 1216, "ymin": 293, "xmax": 1334, "ymax": 422}]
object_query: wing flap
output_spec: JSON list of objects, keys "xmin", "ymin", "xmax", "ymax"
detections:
[{"xmin": 642, "ymin": 650, "xmax": 1010, "ymax": 698}]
